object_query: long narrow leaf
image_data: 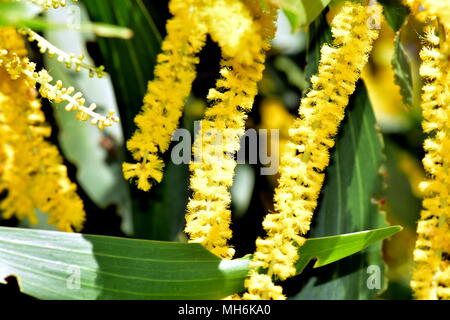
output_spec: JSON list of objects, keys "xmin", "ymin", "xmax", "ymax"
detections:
[{"xmin": 0, "ymin": 226, "xmax": 400, "ymax": 300}]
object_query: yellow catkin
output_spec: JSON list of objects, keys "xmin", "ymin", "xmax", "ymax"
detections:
[
  {"xmin": 184, "ymin": 0, "xmax": 277, "ymax": 259},
  {"xmin": 244, "ymin": 1, "xmax": 381, "ymax": 300},
  {"xmin": 0, "ymin": 28, "xmax": 85, "ymax": 232},
  {"xmin": 123, "ymin": 0, "xmax": 208, "ymax": 191},
  {"xmin": 410, "ymin": 26, "xmax": 450, "ymax": 300}
]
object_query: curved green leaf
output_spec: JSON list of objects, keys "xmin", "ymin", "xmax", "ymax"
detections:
[
  {"xmin": 296, "ymin": 226, "xmax": 402, "ymax": 273},
  {"xmin": 0, "ymin": 226, "xmax": 400, "ymax": 300}
]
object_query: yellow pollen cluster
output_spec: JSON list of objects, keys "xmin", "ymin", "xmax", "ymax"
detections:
[
  {"xmin": 410, "ymin": 26, "xmax": 450, "ymax": 300},
  {"xmin": 184, "ymin": 0, "xmax": 277, "ymax": 259},
  {"xmin": 244, "ymin": 1, "xmax": 381, "ymax": 299},
  {"xmin": 0, "ymin": 28, "xmax": 85, "ymax": 232}
]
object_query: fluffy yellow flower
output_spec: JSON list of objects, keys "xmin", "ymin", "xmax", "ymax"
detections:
[
  {"xmin": 244, "ymin": 1, "xmax": 381, "ymax": 299},
  {"xmin": 410, "ymin": 26, "xmax": 450, "ymax": 300},
  {"xmin": 123, "ymin": 0, "xmax": 208, "ymax": 191},
  {"xmin": 0, "ymin": 28, "xmax": 85, "ymax": 232},
  {"xmin": 184, "ymin": 0, "xmax": 277, "ymax": 259},
  {"xmin": 243, "ymin": 271, "xmax": 285, "ymax": 300}
]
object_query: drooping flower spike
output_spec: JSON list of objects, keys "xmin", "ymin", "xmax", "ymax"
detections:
[
  {"xmin": 123, "ymin": 0, "xmax": 277, "ymax": 197},
  {"xmin": 123, "ymin": 0, "xmax": 208, "ymax": 191},
  {"xmin": 408, "ymin": 25, "xmax": 450, "ymax": 300},
  {"xmin": 19, "ymin": 28, "xmax": 106, "ymax": 78},
  {"xmin": 185, "ymin": 0, "xmax": 277, "ymax": 259},
  {"xmin": 0, "ymin": 0, "xmax": 116, "ymax": 130},
  {"xmin": 0, "ymin": 27, "xmax": 85, "ymax": 232},
  {"xmin": 0, "ymin": 50, "xmax": 118, "ymax": 129},
  {"xmin": 401, "ymin": 0, "xmax": 450, "ymax": 301},
  {"xmin": 244, "ymin": 1, "xmax": 381, "ymax": 300}
]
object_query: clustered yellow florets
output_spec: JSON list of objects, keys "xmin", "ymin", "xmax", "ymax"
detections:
[
  {"xmin": 185, "ymin": 0, "xmax": 277, "ymax": 259},
  {"xmin": 243, "ymin": 1, "xmax": 381, "ymax": 300},
  {"xmin": 0, "ymin": 50, "xmax": 118, "ymax": 129},
  {"xmin": 123, "ymin": 0, "xmax": 208, "ymax": 191},
  {"xmin": 409, "ymin": 26, "xmax": 450, "ymax": 300},
  {"xmin": 0, "ymin": 27, "xmax": 85, "ymax": 232}
]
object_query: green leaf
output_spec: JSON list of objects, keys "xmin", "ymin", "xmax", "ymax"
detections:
[
  {"xmin": 0, "ymin": 227, "xmax": 249, "ymax": 300},
  {"xmin": 392, "ymin": 32, "xmax": 414, "ymax": 108},
  {"xmin": 276, "ymin": 0, "xmax": 331, "ymax": 30},
  {"xmin": 377, "ymin": 0, "xmax": 410, "ymax": 32},
  {"xmin": 291, "ymin": 81, "xmax": 390, "ymax": 300},
  {"xmin": 304, "ymin": 9, "xmax": 332, "ymax": 84},
  {"xmin": 296, "ymin": 226, "xmax": 402, "ymax": 274},
  {"xmin": 383, "ymin": 140, "xmax": 420, "ymax": 230},
  {"xmin": 0, "ymin": 226, "xmax": 400, "ymax": 300}
]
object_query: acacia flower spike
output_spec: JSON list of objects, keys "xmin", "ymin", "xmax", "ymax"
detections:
[
  {"xmin": 244, "ymin": 1, "xmax": 381, "ymax": 300},
  {"xmin": 184, "ymin": 0, "xmax": 278, "ymax": 260},
  {"xmin": 410, "ymin": 25, "xmax": 450, "ymax": 301},
  {"xmin": 123, "ymin": 0, "xmax": 208, "ymax": 191},
  {"xmin": 0, "ymin": 27, "xmax": 85, "ymax": 232},
  {"xmin": 0, "ymin": 50, "xmax": 118, "ymax": 130},
  {"xmin": 18, "ymin": 28, "xmax": 106, "ymax": 78}
]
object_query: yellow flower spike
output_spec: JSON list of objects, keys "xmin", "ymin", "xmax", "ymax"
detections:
[
  {"xmin": 0, "ymin": 28, "xmax": 85, "ymax": 232},
  {"xmin": 410, "ymin": 26, "xmax": 450, "ymax": 300},
  {"xmin": 123, "ymin": 0, "xmax": 208, "ymax": 191},
  {"xmin": 201, "ymin": 0, "xmax": 263, "ymax": 65},
  {"xmin": 244, "ymin": 1, "xmax": 381, "ymax": 300},
  {"xmin": 18, "ymin": 28, "xmax": 106, "ymax": 78},
  {"xmin": 0, "ymin": 50, "xmax": 118, "ymax": 129},
  {"xmin": 184, "ymin": 0, "xmax": 278, "ymax": 260}
]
